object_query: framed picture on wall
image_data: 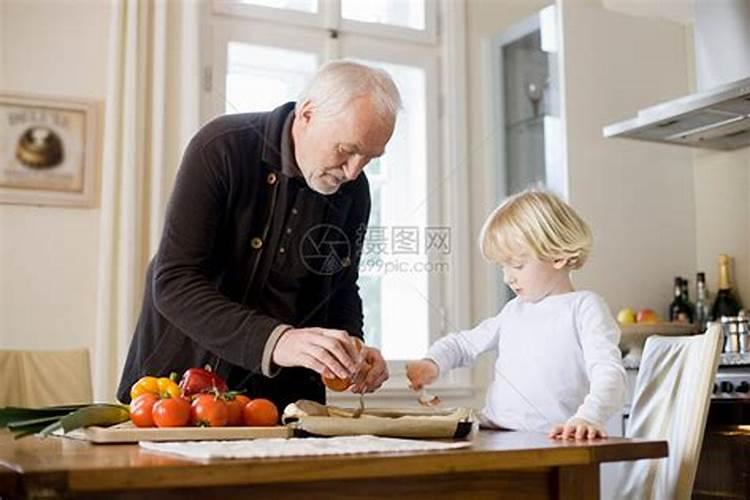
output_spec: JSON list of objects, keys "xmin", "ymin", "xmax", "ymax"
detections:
[{"xmin": 0, "ymin": 93, "xmax": 99, "ymax": 207}]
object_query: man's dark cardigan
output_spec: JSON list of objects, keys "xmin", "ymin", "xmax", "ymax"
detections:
[{"xmin": 116, "ymin": 102, "xmax": 370, "ymax": 411}]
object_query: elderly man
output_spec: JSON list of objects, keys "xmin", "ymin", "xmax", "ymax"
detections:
[{"xmin": 117, "ymin": 61, "xmax": 400, "ymax": 411}]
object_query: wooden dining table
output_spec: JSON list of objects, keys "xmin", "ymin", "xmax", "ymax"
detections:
[{"xmin": 0, "ymin": 429, "xmax": 666, "ymax": 499}]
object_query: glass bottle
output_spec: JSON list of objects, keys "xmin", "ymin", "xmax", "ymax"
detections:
[
  {"xmin": 670, "ymin": 277, "xmax": 692, "ymax": 323},
  {"xmin": 681, "ymin": 278, "xmax": 695, "ymax": 323},
  {"xmin": 711, "ymin": 254, "xmax": 741, "ymax": 319},
  {"xmin": 695, "ymin": 272, "xmax": 710, "ymax": 332}
]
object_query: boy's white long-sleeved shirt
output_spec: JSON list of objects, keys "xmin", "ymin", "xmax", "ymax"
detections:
[{"xmin": 427, "ymin": 291, "xmax": 627, "ymax": 432}]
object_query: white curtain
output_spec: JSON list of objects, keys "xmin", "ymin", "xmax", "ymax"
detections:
[{"xmin": 93, "ymin": 0, "xmax": 201, "ymax": 402}]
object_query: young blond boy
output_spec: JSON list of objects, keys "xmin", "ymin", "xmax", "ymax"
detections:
[{"xmin": 408, "ymin": 189, "xmax": 626, "ymax": 439}]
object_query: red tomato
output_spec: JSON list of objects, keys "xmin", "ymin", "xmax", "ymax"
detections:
[
  {"xmin": 129, "ymin": 393, "xmax": 158, "ymax": 428},
  {"xmin": 225, "ymin": 394, "xmax": 252, "ymax": 426},
  {"xmin": 243, "ymin": 398, "xmax": 279, "ymax": 427},
  {"xmin": 152, "ymin": 397, "xmax": 191, "ymax": 427},
  {"xmin": 191, "ymin": 394, "xmax": 229, "ymax": 427}
]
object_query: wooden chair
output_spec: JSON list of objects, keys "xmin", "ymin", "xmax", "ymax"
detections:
[
  {"xmin": 0, "ymin": 349, "xmax": 93, "ymax": 406},
  {"xmin": 613, "ymin": 324, "xmax": 722, "ymax": 499}
]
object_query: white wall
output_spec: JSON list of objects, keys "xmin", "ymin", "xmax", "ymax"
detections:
[
  {"xmin": 694, "ymin": 149, "xmax": 750, "ymax": 309},
  {"xmin": 0, "ymin": 0, "xmax": 111, "ymax": 350},
  {"xmin": 558, "ymin": 0, "xmax": 697, "ymax": 317}
]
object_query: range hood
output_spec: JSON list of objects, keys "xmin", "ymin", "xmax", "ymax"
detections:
[
  {"xmin": 603, "ymin": 77, "xmax": 750, "ymax": 150},
  {"xmin": 603, "ymin": 0, "xmax": 750, "ymax": 150}
]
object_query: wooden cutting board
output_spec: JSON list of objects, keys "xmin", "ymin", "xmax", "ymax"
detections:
[{"xmin": 62, "ymin": 421, "xmax": 292, "ymax": 444}]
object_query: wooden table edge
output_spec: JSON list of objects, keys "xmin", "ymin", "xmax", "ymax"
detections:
[
  {"xmin": 587, "ymin": 439, "xmax": 668, "ymax": 463},
  {"xmin": 61, "ymin": 443, "xmax": 666, "ymax": 492}
]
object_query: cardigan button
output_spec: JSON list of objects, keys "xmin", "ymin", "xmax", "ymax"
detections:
[
  {"xmin": 250, "ymin": 237, "xmax": 263, "ymax": 250},
  {"xmin": 267, "ymin": 172, "xmax": 278, "ymax": 185}
]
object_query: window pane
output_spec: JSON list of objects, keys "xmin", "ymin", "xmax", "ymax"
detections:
[
  {"xmin": 225, "ymin": 43, "xmax": 318, "ymax": 113},
  {"xmin": 341, "ymin": 0, "xmax": 425, "ymax": 30},
  {"xmin": 502, "ymin": 30, "xmax": 548, "ymax": 194},
  {"xmin": 236, "ymin": 0, "xmax": 317, "ymax": 13},
  {"xmin": 356, "ymin": 59, "xmax": 428, "ymax": 360}
]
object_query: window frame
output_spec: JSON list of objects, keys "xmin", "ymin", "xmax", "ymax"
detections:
[
  {"xmin": 212, "ymin": 0, "xmax": 326, "ymax": 29},
  {"xmin": 212, "ymin": 0, "xmax": 438, "ymax": 45}
]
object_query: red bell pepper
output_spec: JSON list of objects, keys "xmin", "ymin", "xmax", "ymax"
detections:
[{"xmin": 179, "ymin": 366, "xmax": 229, "ymax": 397}]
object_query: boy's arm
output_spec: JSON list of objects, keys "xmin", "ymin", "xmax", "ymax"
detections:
[
  {"xmin": 571, "ymin": 294, "xmax": 628, "ymax": 426},
  {"xmin": 426, "ymin": 312, "xmax": 503, "ymax": 377}
]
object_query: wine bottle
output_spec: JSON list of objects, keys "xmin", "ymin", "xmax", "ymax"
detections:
[
  {"xmin": 695, "ymin": 272, "xmax": 710, "ymax": 332},
  {"xmin": 711, "ymin": 254, "xmax": 741, "ymax": 319},
  {"xmin": 681, "ymin": 278, "xmax": 695, "ymax": 322},
  {"xmin": 670, "ymin": 277, "xmax": 692, "ymax": 323}
]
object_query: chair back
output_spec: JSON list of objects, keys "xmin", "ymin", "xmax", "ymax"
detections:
[
  {"xmin": 614, "ymin": 325, "xmax": 722, "ymax": 500},
  {"xmin": 0, "ymin": 349, "xmax": 93, "ymax": 406}
]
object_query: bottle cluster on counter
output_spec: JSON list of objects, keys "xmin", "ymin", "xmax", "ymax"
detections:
[{"xmin": 675, "ymin": 254, "xmax": 744, "ymax": 334}]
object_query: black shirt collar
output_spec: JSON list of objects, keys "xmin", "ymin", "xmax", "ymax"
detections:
[{"xmin": 280, "ymin": 109, "xmax": 303, "ymax": 179}]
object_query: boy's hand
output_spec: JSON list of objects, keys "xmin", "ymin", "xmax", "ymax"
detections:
[
  {"xmin": 548, "ymin": 418, "xmax": 607, "ymax": 440},
  {"xmin": 406, "ymin": 359, "xmax": 439, "ymax": 390}
]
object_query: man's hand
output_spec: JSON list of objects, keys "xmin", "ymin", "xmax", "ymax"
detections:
[
  {"xmin": 406, "ymin": 359, "xmax": 439, "ymax": 390},
  {"xmin": 548, "ymin": 418, "xmax": 607, "ymax": 440},
  {"xmin": 350, "ymin": 346, "xmax": 389, "ymax": 393},
  {"xmin": 272, "ymin": 327, "xmax": 360, "ymax": 380}
]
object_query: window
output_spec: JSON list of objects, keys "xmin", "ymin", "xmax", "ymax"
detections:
[
  {"xmin": 207, "ymin": 0, "xmax": 468, "ymax": 395},
  {"xmin": 352, "ymin": 57, "xmax": 429, "ymax": 360},
  {"xmin": 341, "ymin": 0, "xmax": 425, "ymax": 30},
  {"xmin": 236, "ymin": 0, "xmax": 317, "ymax": 13},
  {"xmin": 224, "ymin": 43, "xmax": 318, "ymax": 113}
]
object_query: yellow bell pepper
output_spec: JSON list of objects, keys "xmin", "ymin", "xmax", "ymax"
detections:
[{"xmin": 130, "ymin": 373, "xmax": 180, "ymax": 400}]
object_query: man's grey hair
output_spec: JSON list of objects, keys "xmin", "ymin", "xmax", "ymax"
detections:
[{"xmin": 297, "ymin": 60, "xmax": 402, "ymax": 122}]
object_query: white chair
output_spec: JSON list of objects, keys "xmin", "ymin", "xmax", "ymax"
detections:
[
  {"xmin": 613, "ymin": 324, "xmax": 722, "ymax": 500},
  {"xmin": 0, "ymin": 349, "xmax": 93, "ymax": 406}
]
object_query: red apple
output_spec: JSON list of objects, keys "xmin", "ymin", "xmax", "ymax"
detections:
[{"xmin": 636, "ymin": 308, "xmax": 660, "ymax": 324}]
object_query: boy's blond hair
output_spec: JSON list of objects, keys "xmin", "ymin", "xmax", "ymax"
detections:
[{"xmin": 479, "ymin": 189, "xmax": 592, "ymax": 270}]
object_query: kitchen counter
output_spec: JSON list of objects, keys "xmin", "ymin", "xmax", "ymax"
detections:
[{"xmin": 0, "ymin": 429, "xmax": 666, "ymax": 499}]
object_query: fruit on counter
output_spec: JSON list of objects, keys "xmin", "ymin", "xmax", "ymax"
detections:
[
  {"xmin": 152, "ymin": 397, "xmax": 191, "ymax": 428},
  {"xmin": 636, "ymin": 308, "xmax": 660, "ymax": 324},
  {"xmin": 179, "ymin": 366, "xmax": 229, "ymax": 397},
  {"xmin": 616, "ymin": 307, "xmax": 637, "ymax": 325},
  {"xmin": 130, "ymin": 373, "xmax": 181, "ymax": 400},
  {"xmin": 130, "ymin": 393, "xmax": 159, "ymax": 428},
  {"xmin": 617, "ymin": 307, "xmax": 664, "ymax": 325},
  {"xmin": 242, "ymin": 398, "xmax": 279, "ymax": 427},
  {"xmin": 191, "ymin": 394, "xmax": 229, "ymax": 427},
  {"xmin": 224, "ymin": 394, "xmax": 252, "ymax": 426},
  {"xmin": 0, "ymin": 404, "xmax": 130, "ymax": 439},
  {"xmin": 322, "ymin": 337, "xmax": 367, "ymax": 392}
]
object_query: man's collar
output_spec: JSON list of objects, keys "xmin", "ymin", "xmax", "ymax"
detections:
[
  {"xmin": 260, "ymin": 102, "xmax": 303, "ymax": 178},
  {"xmin": 280, "ymin": 111, "xmax": 303, "ymax": 178}
]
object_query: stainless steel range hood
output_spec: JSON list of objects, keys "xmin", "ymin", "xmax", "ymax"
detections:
[
  {"xmin": 603, "ymin": 77, "xmax": 750, "ymax": 150},
  {"xmin": 603, "ymin": 0, "xmax": 750, "ymax": 150}
]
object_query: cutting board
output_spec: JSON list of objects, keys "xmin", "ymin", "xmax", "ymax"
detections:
[{"xmin": 61, "ymin": 421, "xmax": 292, "ymax": 444}]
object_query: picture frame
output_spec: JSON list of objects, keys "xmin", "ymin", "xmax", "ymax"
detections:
[{"xmin": 0, "ymin": 93, "xmax": 99, "ymax": 207}]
